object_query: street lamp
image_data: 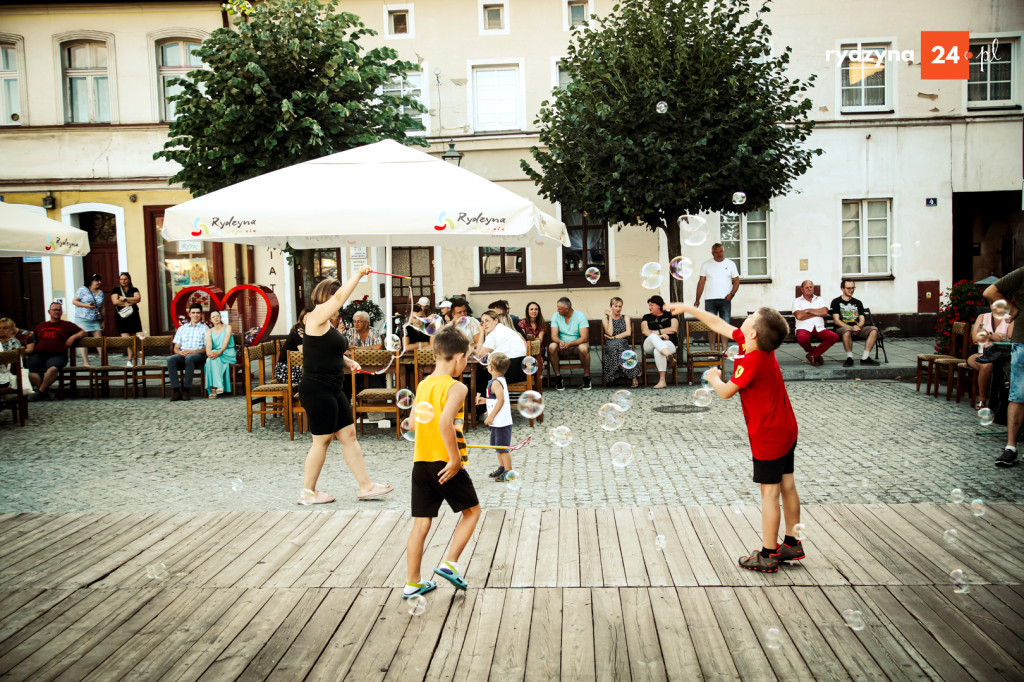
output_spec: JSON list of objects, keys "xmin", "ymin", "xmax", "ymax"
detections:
[{"xmin": 441, "ymin": 139, "xmax": 463, "ymax": 167}]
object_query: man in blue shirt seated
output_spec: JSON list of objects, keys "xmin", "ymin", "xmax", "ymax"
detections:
[
  {"xmin": 549, "ymin": 296, "xmax": 591, "ymax": 390},
  {"xmin": 168, "ymin": 303, "xmax": 209, "ymax": 401}
]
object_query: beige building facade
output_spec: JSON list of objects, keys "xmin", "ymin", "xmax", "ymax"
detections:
[{"xmin": 0, "ymin": 0, "xmax": 1021, "ymax": 335}]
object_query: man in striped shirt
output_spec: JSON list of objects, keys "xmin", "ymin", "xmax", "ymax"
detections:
[{"xmin": 168, "ymin": 304, "xmax": 209, "ymax": 401}]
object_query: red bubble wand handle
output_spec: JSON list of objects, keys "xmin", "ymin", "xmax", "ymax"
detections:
[{"xmin": 368, "ymin": 270, "xmax": 410, "ymax": 279}]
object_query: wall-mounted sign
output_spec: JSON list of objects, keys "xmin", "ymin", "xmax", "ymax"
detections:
[
  {"xmin": 926, "ymin": 198, "xmax": 937, "ymax": 207},
  {"xmin": 176, "ymin": 239, "xmax": 204, "ymax": 253}
]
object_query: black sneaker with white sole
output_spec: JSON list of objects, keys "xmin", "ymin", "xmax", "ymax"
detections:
[
  {"xmin": 554, "ymin": 376, "xmax": 565, "ymax": 391},
  {"xmin": 842, "ymin": 358, "xmax": 854, "ymax": 368},
  {"xmin": 861, "ymin": 357, "xmax": 880, "ymax": 366},
  {"xmin": 488, "ymin": 466, "xmax": 505, "ymax": 479},
  {"xmin": 995, "ymin": 448, "xmax": 1018, "ymax": 468},
  {"xmin": 581, "ymin": 376, "xmax": 592, "ymax": 390}
]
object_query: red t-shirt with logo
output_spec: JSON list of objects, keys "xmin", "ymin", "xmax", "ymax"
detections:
[
  {"xmin": 33, "ymin": 320, "xmax": 81, "ymax": 354},
  {"xmin": 729, "ymin": 328, "xmax": 798, "ymax": 461}
]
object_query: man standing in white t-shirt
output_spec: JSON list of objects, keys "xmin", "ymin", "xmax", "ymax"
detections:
[
  {"xmin": 793, "ymin": 279, "xmax": 839, "ymax": 366},
  {"xmin": 694, "ymin": 243, "xmax": 740, "ymax": 351}
]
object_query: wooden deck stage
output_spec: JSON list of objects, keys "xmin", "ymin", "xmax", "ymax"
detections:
[{"xmin": 0, "ymin": 503, "xmax": 1022, "ymax": 681}]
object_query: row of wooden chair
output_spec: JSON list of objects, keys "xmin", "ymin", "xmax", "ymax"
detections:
[
  {"xmin": 916, "ymin": 320, "xmax": 984, "ymax": 405},
  {"xmin": 0, "ymin": 348, "xmax": 27, "ymax": 426}
]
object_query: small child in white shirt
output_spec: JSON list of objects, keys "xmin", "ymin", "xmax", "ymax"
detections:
[{"xmin": 475, "ymin": 352, "xmax": 514, "ymax": 481}]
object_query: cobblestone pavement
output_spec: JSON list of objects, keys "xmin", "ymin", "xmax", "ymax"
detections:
[{"xmin": 2, "ymin": 376, "xmax": 1020, "ymax": 514}]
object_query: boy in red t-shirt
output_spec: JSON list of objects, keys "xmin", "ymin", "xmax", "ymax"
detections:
[{"xmin": 667, "ymin": 302, "xmax": 802, "ymax": 573}]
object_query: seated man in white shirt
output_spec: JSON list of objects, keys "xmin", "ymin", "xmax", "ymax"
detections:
[
  {"xmin": 792, "ymin": 280, "xmax": 838, "ymax": 366},
  {"xmin": 478, "ymin": 311, "xmax": 528, "ymax": 384}
]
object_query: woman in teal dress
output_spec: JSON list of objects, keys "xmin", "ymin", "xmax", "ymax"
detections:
[{"xmin": 204, "ymin": 311, "xmax": 235, "ymax": 398}]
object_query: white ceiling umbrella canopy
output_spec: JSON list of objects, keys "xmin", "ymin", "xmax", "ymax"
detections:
[
  {"xmin": 162, "ymin": 139, "xmax": 569, "ymax": 250},
  {"xmin": 0, "ymin": 201, "xmax": 90, "ymax": 257}
]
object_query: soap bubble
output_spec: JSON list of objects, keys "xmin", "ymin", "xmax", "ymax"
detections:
[
  {"xmin": 654, "ymin": 534, "xmax": 666, "ymax": 551},
  {"xmin": 915, "ymin": 240, "xmax": 921, "ymax": 247},
  {"xmin": 730, "ymin": 500, "xmax": 744, "ymax": 515},
  {"xmin": 693, "ymin": 388, "xmax": 713, "ymax": 408},
  {"xmin": 505, "ymin": 470, "xmax": 522, "ymax": 490},
  {"xmin": 384, "ymin": 333, "xmax": 401, "ymax": 352},
  {"xmin": 670, "ymin": 256, "xmax": 694, "ymax": 280},
  {"xmin": 656, "ymin": 101, "xmax": 668, "ymax": 114},
  {"xmin": 518, "ymin": 391, "xmax": 544, "ymax": 419},
  {"xmin": 456, "ymin": 316, "xmax": 470, "ymax": 330},
  {"xmin": 951, "ymin": 488, "xmax": 963, "ymax": 504},
  {"xmin": 407, "ymin": 594, "xmax": 427, "ymax": 616},
  {"xmin": 732, "ymin": 191, "xmax": 747, "ymax": 205},
  {"xmin": 396, "ymin": 388, "xmax": 415, "ymax": 410},
  {"xmin": 648, "ymin": 510, "xmax": 655, "ymax": 520},
  {"xmin": 890, "ymin": 243, "xmax": 902, "ymax": 259},
  {"xmin": 612, "ymin": 389, "xmax": 633, "ymax": 411},
  {"xmin": 585, "ymin": 267, "xmax": 601, "ymax": 284},
  {"xmin": 950, "ymin": 569, "xmax": 969, "ymax": 594},
  {"xmin": 978, "ymin": 408, "xmax": 994, "ymax": 426},
  {"xmin": 598, "ymin": 403, "xmax": 626, "ymax": 431},
  {"xmin": 298, "ymin": 488, "xmax": 316, "ymax": 505},
  {"xmin": 231, "ymin": 478, "xmax": 243, "ymax": 492},
  {"xmin": 414, "ymin": 402, "xmax": 434, "ymax": 424},
  {"xmin": 990, "ymin": 299, "xmax": 1009, "ymax": 321},
  {"xmin": 971, "ymin": 499, "xmax": 985, "ymax": 516},
  {"xmin": 610, "ymin": 441, "xmax": 634, "ymax": 468},
  {"xmin": 522, "ymin": 356, "xmax": 539, "ymax": 375},
  {"xmin": 640, "ymin": 262, "xmax": 663, "ymax": 290},
  {"xmin": 423, "ymin": 315, "xmax": 441, "ymax": 336},
  {"xmin": 726, "ymin": 345, "xmax": 740, "ymax": 360},
  {"xmin": 146, "ymin": 562, "xmax": 168, "ymax": 580},
  {"xmin": 842, "ymin": 609, "xmax": 865, "ymax": 631},
  {"xmin": 765, "ymin": 627, "xmax": 781, "ymax": 649},
  {"xmin": 975, "ymin": 329, "xmax": 990, "ymax": 344},
  {"xmin": 950, "ymin": 568, "xmax": 963, "ymax": 581},
  {"xmin": 401, "ymin": 418, "xmax": 415, "ymax": 441},
  {"xmin": 620, "ymin": 350, "xmax": 638, "ymax": 369},
  {"xmin": 943, "ymin": 529, "xmax": 958, "ymax": 545},
  {"xmin": 684, "ymin": 230, "xmax": 708, "ymax": 247},
  {"xmin": 677, "ymin": 214, "xmax": 706, "ymax": 233},
  {"xmin": 793, "ymin": 523, "xmax": 806, "ymax": 541},
  {"xmin": 549, "ymin": 425, "xmax": 573, "ymax": 447},
  {"xmin": 701, "ymin": 369, "xmax": 715, "ymax": 391}
]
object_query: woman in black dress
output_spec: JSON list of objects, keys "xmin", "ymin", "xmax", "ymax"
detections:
[
  {"xmin": 299, "ymin": 265, "xmax": 392, "ymax": 504},
  {"xmin": 111, "ymin": 272, "xmax": 142, "ymax": 364}
]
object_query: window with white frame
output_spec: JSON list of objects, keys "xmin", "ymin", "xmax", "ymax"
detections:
[
  {"xmin": 968, "ymin": 38, "xmax": 1014, "ymax": 106},
  {"xmin": 481, "ymin": 3, "xmax": 506, "ymax": 33},
  {"xmin": 0, "ymin": 43, "xmax": 20, "ymax": 125},
  {"xmin": 479, "ymin": 246, "xmax": 526, "ymax": 287},
  {"xmin": 842, "ymin": 199, "xmax": 890, "ymax": 275},
  {"xmin": 840, "ymin": 43, "xmax": 889, "ymax": 112},
  {"xmin": 385, "ymin": 5, "xmax": 413, "ymax": 38},
  {"xmin": 720, "ymin": 207, "xmax": 769, "ymax": 278},
  {"xmin": 157, "ymin": 39, "xmax": 202, "ymax": 121},
  {"xmin": 567, "ymin": 1, "xmax": 588, "ymax": 29},
  {"xmin": 556, "ymin": 62, "xmax": 572, "ymax": 90},
  {"xmin": 62, "ymin": 40, "xmax": 110, "ymax": 123},
  {"xmin": 563, "ymin": 211, "xmax": 609, "ymax": 286},
  {"xmin": 382, "ymin": 71, "xmax": 428, "ymax": 134},
  {"xmin": 473, "ymin": 65, "xmax": 520, "ymax": 131}
]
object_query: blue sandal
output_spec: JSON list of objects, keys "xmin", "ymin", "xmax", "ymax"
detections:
[
  {"xmin": 403, "ymin": 580, "xmax": 436, "ymax": 598},
  {"xmin": 433, "ymin": 564, "xmax": 468, "ymax": 590}
]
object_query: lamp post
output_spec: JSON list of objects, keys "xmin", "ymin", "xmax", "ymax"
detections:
[{"xmin": 441, "ymin": 139, "xmax": 463, "ymax": 166}]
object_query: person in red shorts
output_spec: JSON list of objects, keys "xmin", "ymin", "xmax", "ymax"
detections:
[{"xmin": 667, "ymin": 302, "xmax": 803, "ymax": 573}]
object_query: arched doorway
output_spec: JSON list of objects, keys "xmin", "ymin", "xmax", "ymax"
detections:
[{"xmin": 75, "ymin": 211, "xmax": 119, "ymax": 334}]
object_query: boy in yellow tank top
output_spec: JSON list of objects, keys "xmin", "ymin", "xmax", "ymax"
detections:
[{"xmin": 404, "ymin": 326, "xmax": 481, "ymax": 598}]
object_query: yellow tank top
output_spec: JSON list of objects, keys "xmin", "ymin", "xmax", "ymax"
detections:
[{"xmin": 413, "ymin": 374, "xmax": 467, "ymax": 464}]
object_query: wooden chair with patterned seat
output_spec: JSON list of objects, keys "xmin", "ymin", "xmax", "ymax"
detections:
[
  {"xmin": 683, "ymin": 320, "xmax": 723, "ymax": 385},
  {"xmin": 243, "ymin": 342, "xmax": 287, "ymax": 431},
  {"xmin": 62, "ymin": 336, "xmax": 103, "ymax": 399},
  {"xmin": 286, "ymin": 350, "xmax": 306, "ymax": 440},
  {"xmin": 505, "ymin": 339, "xmax": 544, "ymax": 427},
  {"xmin": 413, "ymin": 347, "xmax": 436, "ymax": 386},
  {"xmin": 933, "ymin": 321, "xmax": 971, "ymax": 399},
  {"xmin": 133, "ymin": 335, "xmax": 173, "ymax": 398},
  {"xmin": 93, "ymin": 336, "xmax": 135, "ymax": 399},
  {"xmin": 351, "ymin": 348, "xmax": 401, "ymax": 440},
  {"xmin": 0, "ymin": 348, "xmax": 27, "ymax": 426}
]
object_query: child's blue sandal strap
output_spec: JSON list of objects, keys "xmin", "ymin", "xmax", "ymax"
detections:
[
  {"xmin": 433, "ymin": 567, "xmax": 468, "ymax": 590},
  {"xmin": 403, "ymin": 580, "xmax": 436, "ymax": 598}
]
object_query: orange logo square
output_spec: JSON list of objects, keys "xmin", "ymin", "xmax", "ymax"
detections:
[{"xmin": 921, "ymin": 31, "xmax": 970, "ymax": 80}]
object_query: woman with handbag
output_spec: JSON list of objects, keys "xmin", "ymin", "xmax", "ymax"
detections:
[
  {"xmin": 111, "ymin": 272, "xmax": 142, "ymax": 365},
  {"xmin": 72, "ymin": 273, "xmax": 104, "ymax": 366},
  {"xmin": 968, "ymin": 311, "xmax": 1013, "ymax": 409}
]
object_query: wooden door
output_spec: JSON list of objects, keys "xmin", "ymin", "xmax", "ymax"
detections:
[
  {"xmin": 0, "ymin": 257, "xmax": 44, "ymax": 328},
  {"xmin": 917, "ymin": 280, "xmax": 940, "ymax": 314},
  {"xmin": 78, "ymin": 211, "xmax": 120, "ymax": 335},
  {"xmin": 391, "ymin": 247, "xmax": 434, "ymax": 318}
]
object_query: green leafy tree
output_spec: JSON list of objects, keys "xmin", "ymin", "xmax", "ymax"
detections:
[
  {"xmin": 154, "ymin": 0, "xmax": 427, "ymax": 309},
  {"xmin": 522, "ymin": 0, "xmax": 821, "ymax": 303}
]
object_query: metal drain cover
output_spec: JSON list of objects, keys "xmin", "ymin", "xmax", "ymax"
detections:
[{"xmin": 652, "ymin": 405, "xmax": 710, "ymax": 414}]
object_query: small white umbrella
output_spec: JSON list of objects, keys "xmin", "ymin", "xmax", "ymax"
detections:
[{"xmin": 0, "ymin": 201, "xmax": 90, "ymax": 257}]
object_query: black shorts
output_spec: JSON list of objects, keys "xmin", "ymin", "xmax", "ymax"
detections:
[
  {"xmin": 25, "ymin": 352, "xmax": 68, "ymax": 373},
  {"xmin": 752, "ymin": 440, "xmax": 796, "ymax": 485},
  {"xmin": 490, "ymin": 424, "xmax": 512, "ymax": 453},
  {"xmin": 411, "ymin": 461, "xmax": 480, "ymax": 517},
  {"xmin": 299, "ymin": 377, "xmax": 354, "ymax": 436}
]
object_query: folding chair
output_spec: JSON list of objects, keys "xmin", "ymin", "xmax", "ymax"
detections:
[
  {"xmin": 63, "ymin": 337, "xmax": 103, "ymax": 399},
  {"xmin": 351, "ymin": 348, "xmax": 401, "ymax": 440},
  {"xmin": 133, "ymin": 335, "xmax": 172, "ymax": 398},
  {"xmin": 244, "ymin": 343, "xmax": 287, "ymax": 431},
  {"xmin": 93, "ymin": 336, "xmax": 135, "ymax": 399},
  {"xmin": 0, "ymin": 348, "xmax": 27, "ymax": 426},
  {"xmin": 684, "ymin": 320, "xmax": 724, "ymax": 385}
]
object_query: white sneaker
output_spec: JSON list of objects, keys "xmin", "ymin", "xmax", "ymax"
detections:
[{"xmin": 126, "ymin": 360, "xmax": 133, "ymax": 367}]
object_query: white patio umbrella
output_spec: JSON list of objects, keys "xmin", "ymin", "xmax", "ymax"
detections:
[
  {"xmin": 0, "ymin": 201, "xmax": 90, "ymax": 257},
  {"xmin": 161, "ymin": 139, "xmax": 569, "ymax": 327}
]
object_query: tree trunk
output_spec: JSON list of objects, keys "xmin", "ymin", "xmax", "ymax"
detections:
[
  {"xmin": 299, "ymin": 248, "xmax": 316, "ymax": 313},
  {"xmin": 665, "ymin": 212, "xmax": 685, "ymax": 305}
]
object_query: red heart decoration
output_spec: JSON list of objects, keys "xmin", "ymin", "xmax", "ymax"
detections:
[{"xmin": 170, "ymin": 284, "xmax": 279, "ymax": 346}]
